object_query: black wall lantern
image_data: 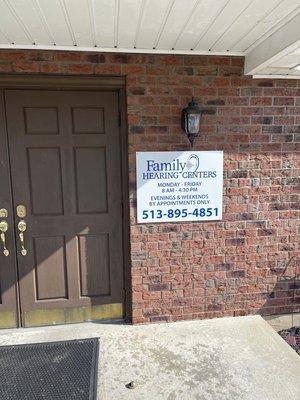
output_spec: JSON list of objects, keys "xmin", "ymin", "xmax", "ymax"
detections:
[{"xmin": 181, "ymin": 97, "xmax": 202, "ymax": 147}]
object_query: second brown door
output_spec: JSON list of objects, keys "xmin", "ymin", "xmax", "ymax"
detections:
[{"xmin": 2, "ymin": 89, "xmax": 124, "ymax": 327}]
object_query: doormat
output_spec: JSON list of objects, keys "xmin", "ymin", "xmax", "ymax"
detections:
[{"xmin": 0, "ymin": 338, "xmax": 99, "ymax": 400}]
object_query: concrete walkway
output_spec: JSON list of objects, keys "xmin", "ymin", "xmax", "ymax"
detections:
[{"xmin": 0, "ymin": 315, "xmax": 299, "ymax": 399}]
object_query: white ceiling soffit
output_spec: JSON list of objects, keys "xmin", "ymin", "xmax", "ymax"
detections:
[
  {"xmin": 245, "ymin": 9, "xmax": 300, "ymax": 79},
  {"xmin": 0, "ymin": 0, "xmax": 299, "ymax": 78}
]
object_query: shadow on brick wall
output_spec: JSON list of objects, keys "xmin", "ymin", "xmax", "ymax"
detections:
[{"xmin": 259, "ymin": 256, "xmax": 300, "ymax": 318}]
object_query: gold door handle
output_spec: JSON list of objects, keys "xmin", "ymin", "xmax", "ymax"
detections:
[
  {"xmin": 0, "ymin": 220, "xmax": 9, "ymax": 257},
  {"xmin": 18, "ymin": 220, "xmax": 27, "ymax": 256}
]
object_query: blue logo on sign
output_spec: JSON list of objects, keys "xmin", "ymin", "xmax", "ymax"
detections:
[{"xmin": 186, "ymin": 154, "xmax": 200, "ymax": 172}]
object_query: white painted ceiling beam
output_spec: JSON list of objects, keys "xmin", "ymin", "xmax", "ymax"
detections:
[{"xmin": 244, "ymin": 10, "xmax": 300, "ymax": 75}]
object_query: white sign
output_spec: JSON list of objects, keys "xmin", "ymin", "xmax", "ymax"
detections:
[{"xmin": 136, "ymin": 151, "xmax": 223, "ymax": 223}]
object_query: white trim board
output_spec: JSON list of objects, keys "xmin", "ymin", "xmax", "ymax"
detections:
[{"xmin": 0, "ymin": 43, "xmax": 243, "ymax": 57}]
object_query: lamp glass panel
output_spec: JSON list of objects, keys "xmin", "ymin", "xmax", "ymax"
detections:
[{"xmin": 187, "ymin": 114, "xmax": 200, "ymax": 134}]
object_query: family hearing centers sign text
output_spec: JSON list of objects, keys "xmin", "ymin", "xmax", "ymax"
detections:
[{"xmin": 136, "ymin": 151, "xmax": 223, "ymax": 223}]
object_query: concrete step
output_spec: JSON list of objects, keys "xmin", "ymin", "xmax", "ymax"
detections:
[{"xmin": 0, "ymin": 315, "xmax": 299, "ymax": 399}]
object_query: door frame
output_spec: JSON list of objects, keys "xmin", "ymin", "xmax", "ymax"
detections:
[{"xmin": 0, "ymin": 74, "xmax": 132, "ymax": 323}]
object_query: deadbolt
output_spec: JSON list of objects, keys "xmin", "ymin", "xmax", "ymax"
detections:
[
  {"xmin": 0, "ymin": 209, "xmax": 8, "ymax": 218},
  {"xmin": 16, "ymin": 205, "xmax": 26, "ymax": 218}
]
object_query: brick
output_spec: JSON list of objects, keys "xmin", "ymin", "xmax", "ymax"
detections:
[
  {"xmin": 85, "ymin": 53, "xmax": 106, "ymax": 63},
  {"xmin": 228, "ymin": 170, "xmax": 248, "ymax": 178},
  {"xmin": 149, "ymin": 283, "xmax": 171, "ymax": 291},
  {"xmin": 250, "ymin": 97, "xmax": 272, "ymax": 106},
  {"xmin": 94, "ymin": 65, "xmax": 121, "ymax": 75},
  {"xmin": 241, "ymin": 88, "xmax": 263, "ymax": 96},
  {"xmin": 40, "ymin": 63, "xmax": 62, "ymax": 73},
  {"xmin": 262, "ymin": 117, "xmax": 273, "ymax": 125},
  {"xmin": 146, "ymin": 126, "xmax": 169, "ymax": 134},
  {"xmin": 157, "ymin": 55, "xmax": 183, "ymax": 65},
  {"xmin": 122, "ymin": 64, "xmax": 145, "ymax": 74},
  {"xmin": 206, "ymin": 98, "xmax": 225, "ymax": 106},
  {"xmin": 218, "ymin": 66, "xmax": 243, "ymax": 77},
  {"xmin": 184, "ymin": 56, "xmax": 208, "ymax": 66},
  {"xmin": 0, "ymin": 50, "xmax": 29, "ymax": 61},
  {"xmin": 258, "ymin": 229, "xmax": 276, "ymax": 236},
  {"xmin": 231, "ymin": 76, "xmax": 252, "ymax": 86},
  {"xmin": 130, "ymin": 125, "xmax": 145, "ymax": 134},
  {"xmin": 0, "ymin": 62, "xmax": 11, "ymax": 72},
  {"xmin": 226, "ymin": 238, "xmax": 245, "ymax": 246},
  {"xmin": 129, "ymin": 86, "xmax": 146, "ymax": 95},
  {"xmin": 210, "ymin": 77, "xmax": 231, "ymax": 86},
  {"xmin": 12, "ymin": 61, "xmax": 39, "ymax": 72},
  {"xmin": 273, "ymin": 97, "xmax": 294, "ymax": 106},
  {"xmin": 149, "ymin": 315, "xmax": 170, "ymax": 322},
  {"xmin": 231, "ymin": 57, "xmax": 244, "ymax": 67},
  {"xmin": 67, "ymin": 64, "xmax": 93, "ymax": 74},
  {"xmin": 255, "ymin": 80, "xmax": 273, "ymax": 87},
  {"xmin": 195, "ymin": 66, "xmax": 218, "ymax": 76},
  {"xmin": 55, "ymin": 51, "xmax": 82, "ymax": 62},
  {"xmin": 146, "ymin": 66, "xmax": 168, "ymax": 75},
  {"xmin": 207, "ymin": 56, "xmax": 230, "ymax": 66}
]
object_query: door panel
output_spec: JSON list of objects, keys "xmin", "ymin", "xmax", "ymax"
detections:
[
  {"xmin": 74, "ymin": 147, "xmax": 108, "ymax": 214},
  {"xmin": 0, "ymin": 91, "xmax": 18, "ymax": 328},
  {"xmin": 5, "ymin": 90, "xmax": 124, "ymax": 327},
  {"xmin": 33, "ymin": 235, "xmax": 68, "ymax": 300},
  {"xmin": 27, "ymin": 147, "xmax": 64, "ymax": 215},
  {"xmin": 78, "ymin": 233, "xmax": 111, "ymax": 297}
]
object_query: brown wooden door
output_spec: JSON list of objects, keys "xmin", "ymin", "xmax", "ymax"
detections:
[
  {"xmin": 4, "ymin": 89, "xmax": 124, "ymax": 327},
  {"xmin": 0, "ymin": 91, "xmax": 19, "ymax": 328}
]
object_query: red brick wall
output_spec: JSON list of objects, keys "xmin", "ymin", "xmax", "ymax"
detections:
[{"xmin": 1, "ymin": 50, "xmax": 299, "ymax": 323}]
